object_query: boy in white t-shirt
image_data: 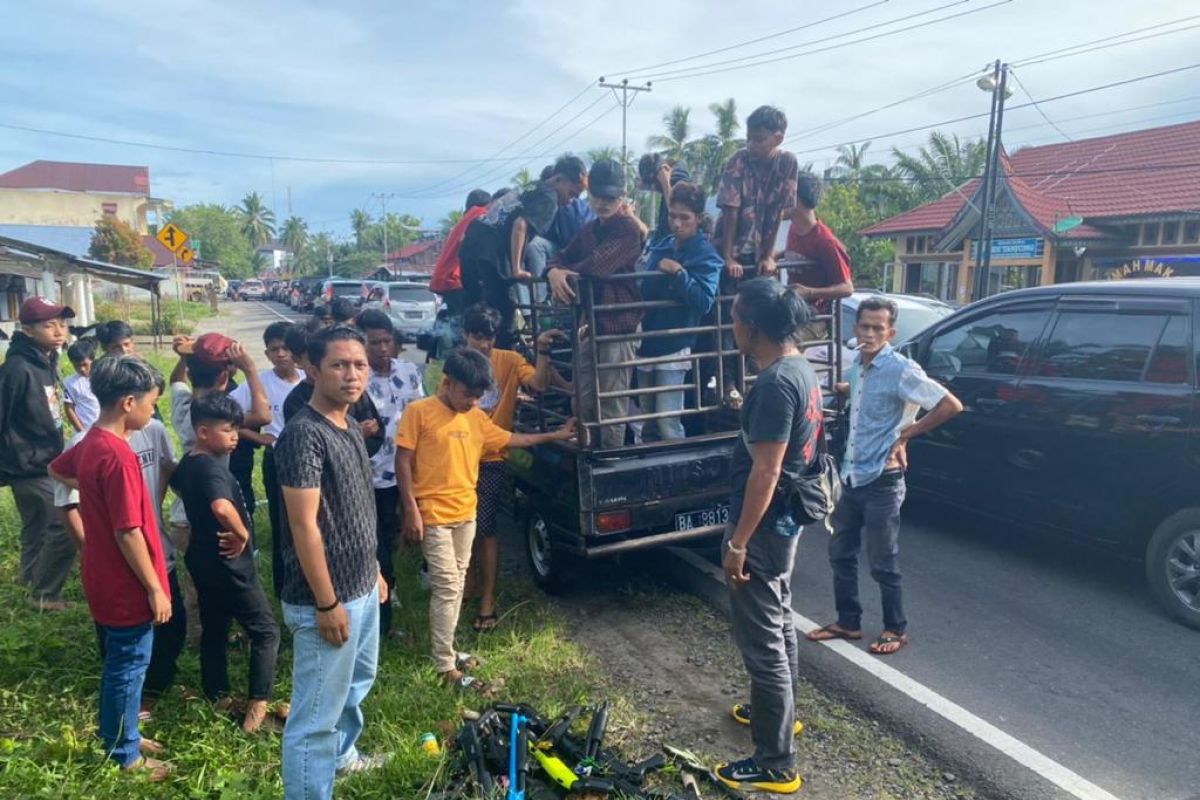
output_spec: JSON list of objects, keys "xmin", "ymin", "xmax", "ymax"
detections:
[
  {"xmin": 227, "ymin": 321, "xmax": 304, "ymax": 600},
  {"xmin": 64, "ymin": 339, "xmax": 101, "ymax": 432}
]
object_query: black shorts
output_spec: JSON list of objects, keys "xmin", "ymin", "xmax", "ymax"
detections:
[{"xmin": 475, "ymin": 462, "xmax": 506, "ymax": 539}]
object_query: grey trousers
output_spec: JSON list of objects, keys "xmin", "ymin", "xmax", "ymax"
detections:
[
  {"xmin": 577, "ymin": 337, "xmax": 638, "ymax": 449},
  {"xmin": 13, "ymin": 476, "xmax": 75, "ymax": 602},
  {"xmin": 726, "ymin": 524, "xmax": 801, "ymax": 771}
]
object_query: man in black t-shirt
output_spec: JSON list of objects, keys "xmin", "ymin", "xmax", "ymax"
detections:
[
  {"xmin": 275, "ymin": 325, "xmax": 387, "ymax": 796},
  {"xmin": 170, "ymin": 393, "xmax": 280, "ymax": 735}
]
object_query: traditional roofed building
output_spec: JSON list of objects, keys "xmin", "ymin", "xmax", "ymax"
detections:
[{"xmin": 862, "ymin": 120, "xmax": 1200, "ymax": 303}]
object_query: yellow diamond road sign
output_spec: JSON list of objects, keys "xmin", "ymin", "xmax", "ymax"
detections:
[
  {"xmin": 177, "ymin": 246, "xmax": 196, "ymax": 265},
  {"xmin": 156, "ymin": 222, "xmax": 189, "ymax": 254}
]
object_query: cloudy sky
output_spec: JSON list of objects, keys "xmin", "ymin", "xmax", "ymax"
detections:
[{"xmin": 2, "ymin": 0, "xmax": 1197, "ymax": 238}]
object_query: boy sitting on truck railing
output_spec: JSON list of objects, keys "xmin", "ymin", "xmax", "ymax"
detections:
[
  {"xmin": 778, "ymin": 171, "xmax": 854, "ymax": 343},
  {"xmin": 396, "ymin": 349, "xmax": 574, "ymax": 693},
  {"xmin": 638, "ymin": 182, "xmax": 722, "ymax": 441}
]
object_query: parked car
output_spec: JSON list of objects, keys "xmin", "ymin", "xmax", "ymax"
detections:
[
  {"xmin": 361, "ymin": 281, "xmax": 439, "ymax": 342},
  {"xmin": 238, "ymin": 279, "xmax": 267, "ymax": 301},
  {"xmin": 901, "ymin": 278, "xmax": 1200, "ymax": 630},
  {"xmin": 320, "ymin": 278, "xmax": 364, "ymax": 306}
]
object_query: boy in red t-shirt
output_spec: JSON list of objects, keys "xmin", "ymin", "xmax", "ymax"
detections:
[
  {"xmin": 780, "ymin": 171, "xmax": 854, "ymax": 340},
  {"xmin": 50, "ymin": 355, "xmax": 174, "ymax": 781}
]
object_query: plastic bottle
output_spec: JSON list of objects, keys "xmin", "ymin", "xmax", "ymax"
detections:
[{"xmin": 420, "ymin": 732, "xmax": 440, "ymax": 757}]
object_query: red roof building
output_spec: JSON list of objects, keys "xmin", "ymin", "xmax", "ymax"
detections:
[
  {"xmin": 862, "ymin": 120, "xmax": 1200, "ymax": 303},
  {"xmin": 0, "ymin": 160, "xmax": 150, "ymax": 195}
]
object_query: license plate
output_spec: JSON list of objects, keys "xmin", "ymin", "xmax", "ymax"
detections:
[
  {"xmin": 675, "ymin": 505, "xmax": 730, "ymax": 531},
  {"xmin": 404, "ymin": 310, "xmax": 424, "ymax": 319}
]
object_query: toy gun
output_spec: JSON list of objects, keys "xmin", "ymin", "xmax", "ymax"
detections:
[{"xmin": 506, "ymin": 712, "xmax": 529, "ymax": 800}]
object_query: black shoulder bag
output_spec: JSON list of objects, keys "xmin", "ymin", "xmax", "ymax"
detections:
[{"xmin": 774, "ymin": 420, "xmax": 843, "ymax": 533}]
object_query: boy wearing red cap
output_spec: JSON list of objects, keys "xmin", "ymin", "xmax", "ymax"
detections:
[{"xmin": 0, "ymin": 297, "xmax": 76, "ymax": 611}]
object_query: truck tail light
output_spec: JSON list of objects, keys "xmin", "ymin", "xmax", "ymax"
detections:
[{"xmin": 596, "ymin": 510, "xmax": 631, "ymax": 533}]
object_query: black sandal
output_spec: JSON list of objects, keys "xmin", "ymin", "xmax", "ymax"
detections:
[
  {"xmin": 472, "ymin": 613, "xmax": 498, "ymax": 632},
  {"xmin": 806, "ymin": 623, "xmax": 863, "ymax": 642}
]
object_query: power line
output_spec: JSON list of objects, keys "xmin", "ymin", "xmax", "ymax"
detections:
[
  {"xmin": 791, "ymin": 62, "xmax": 1200, "ymax": 157},
  {"xmin": 647, "ymin": 0, "xmax": 1013, "ymax": 83},
  {"xmin": 1012, "ymin": 13, "xmax": 1200, "ymax": 67},
  {"xmin": 1010, "ymin": 70, "xmax": 1073, "ymax": 142},
  {"xmin": 633, "ymin": 0, "xmax": 977, "ymax": 80},
  {"xmin": 400, "ymin": 82, "xmax": 597, "ymax": 194},
  {"xmin": 616, "ymin": 0, "xmax": 890, "ymax": 77}
]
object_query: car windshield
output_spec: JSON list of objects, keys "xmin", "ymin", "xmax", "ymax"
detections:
[{"xmin": 389, "ymin": 287, "xmax": 435, "ymax": 303}]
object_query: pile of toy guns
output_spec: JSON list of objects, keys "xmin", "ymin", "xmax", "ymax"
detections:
[{"xmin": 446, "ymin": 701, "xmax": 745, "ymax": 799}]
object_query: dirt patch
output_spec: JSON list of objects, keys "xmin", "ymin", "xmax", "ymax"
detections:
[{"xmin": 549, "ymin": 570, "xmax": 987, "ymax": 800}]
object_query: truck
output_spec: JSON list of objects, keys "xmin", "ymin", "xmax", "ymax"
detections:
[{"xmin": 505, "ymin": 263, "xmax": 839, "ymax": 591}]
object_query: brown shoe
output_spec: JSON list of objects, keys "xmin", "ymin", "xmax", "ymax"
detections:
[
  {"xmin": 122, "ymin": 755, "xmax": 175, "ymax": 782},
  {"xmin": 139, "ymin": 738, "xmax": 167, "ymax": 757}
]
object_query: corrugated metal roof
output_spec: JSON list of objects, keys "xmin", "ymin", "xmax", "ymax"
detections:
[{"xmin": 0, "ymin": 160, "xmax": 150, "ymax": 195}]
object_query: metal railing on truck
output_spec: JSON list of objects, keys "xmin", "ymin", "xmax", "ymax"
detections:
[{"xmin": 511, "ymin": 259, "xmax": 842, "ymax": 451}]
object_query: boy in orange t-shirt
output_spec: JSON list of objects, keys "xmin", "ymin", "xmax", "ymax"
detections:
[
  {"xmin": 460, "ymin": 303, "xmax": 560, "ymax": 631},
  {"xmin": 396, "ymin": 348, "xmax": 573, "ymax": 691}
]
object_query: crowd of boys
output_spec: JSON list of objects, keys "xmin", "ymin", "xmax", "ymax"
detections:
[{"xmin": 0, "ymin": 102, "xmax": 950, "ymax": 796}]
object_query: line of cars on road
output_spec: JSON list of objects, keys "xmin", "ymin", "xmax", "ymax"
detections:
[{"xmin": 242, "ymin": 276, "xmax": 440, "ymax": 343}]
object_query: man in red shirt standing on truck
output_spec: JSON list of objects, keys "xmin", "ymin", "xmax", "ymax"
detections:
[{"xmin": 780, "ymin": 172, "xmax": 854, "ymax": 342}]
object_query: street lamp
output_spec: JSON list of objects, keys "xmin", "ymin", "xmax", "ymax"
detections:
[{"xmin": 972, "ymin": 60, "xmax": 1011, "ymax": 302}]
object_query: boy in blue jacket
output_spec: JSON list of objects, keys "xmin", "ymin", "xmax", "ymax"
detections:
[{"xmin": 639, "ymin": 182, "xmax": 723, "ymax": 440}]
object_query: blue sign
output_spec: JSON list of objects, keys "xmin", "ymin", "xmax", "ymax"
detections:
[{"xmin": 972, "ymin": 237, "xmax": 1045, "ymax": 260}]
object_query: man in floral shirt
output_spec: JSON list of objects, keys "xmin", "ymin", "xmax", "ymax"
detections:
[{"xmin": 357, "ymin": 310, "xmax": 424, "ymax": 636}]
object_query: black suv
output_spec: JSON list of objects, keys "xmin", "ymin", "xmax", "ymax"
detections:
[{"xmin": 902, "ymin": 278, "xmax": 1200, "ymax": 630}]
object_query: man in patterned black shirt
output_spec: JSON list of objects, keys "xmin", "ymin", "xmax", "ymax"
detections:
[{"xmin": 275, "ymin": 325, "xmax": 388, "ymax": 798}]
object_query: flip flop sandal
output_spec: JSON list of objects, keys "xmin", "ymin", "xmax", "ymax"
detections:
[
  {"xmin": 472, "ymin": 613, "xmax": 499, "ymax": 632},
  {"xmin": 869, "ymin": 633, "xmax": 909, "ymax": 655},
  {"xmin": 806, "ymin": 624, "xmax": 863, "ymax": 642},
  {"xmin": 456, "ymin": 652, "xmax": 484, "ymax": 671},
  {"xmin": 449, "ymin": 674, "xmax": 500, "ymax": 697}
]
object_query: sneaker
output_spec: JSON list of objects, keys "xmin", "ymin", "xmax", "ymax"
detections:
[
  {"xmin": 731, "ymin": 703, "xmax": 804, "ymax": 736},
  {"xmin": 715, "ymin": 757, "xmax": 802, "ymax": 794},
  {"xmin": 336, "ymin": 753, "xmax": 387, "ymax": 777}
]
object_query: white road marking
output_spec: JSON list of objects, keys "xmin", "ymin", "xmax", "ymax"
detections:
[
  {"xmin": 791, "ymin": 607, "xmax": 1124, "ymax": 800},
  {"xmin": 254, "ymin": 301, "xmax": 296, "ymax": 322},
  {"xmin": 675, "ymin": 550, "xmax": 1122, "ymax": 800}
]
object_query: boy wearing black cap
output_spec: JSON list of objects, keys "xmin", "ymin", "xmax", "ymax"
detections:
[
  {"xmin": 546, "ymin": 159, "xmax": 646, "ymax": 448},
  {"xmin": 0, "ymin": 297, "xmax": 75, "ymax": 610}
]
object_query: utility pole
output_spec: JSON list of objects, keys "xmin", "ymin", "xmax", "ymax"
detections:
[
  {"xmin": 371, "ymin": 192, "xmax": 397, "ymax": 275},
  {"xmin": 598, "ymin": 77, "xmax": 652, "ymax": 184},
  {"xmin": 972, "ymin": 60, "xmax": 1011, "ymax": 302}
]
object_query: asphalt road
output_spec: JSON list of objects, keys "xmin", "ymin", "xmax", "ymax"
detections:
[{"xmin": 789, "ymin": 498, "xmax": 1200, "ymax": 800}]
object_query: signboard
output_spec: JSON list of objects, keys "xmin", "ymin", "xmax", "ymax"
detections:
[
  {"xmin": 156, "ymin": 222, "xmax": 189, "ymax": 254},
  {"xmin": 1053, "ymin": 216, "xmax": 1083, "ymax": 233},
  {"xmin": 1094, "ymin": 255, "xmax": 1200, "ymax": 280},
  {"xmin": 972, "ymin": 237, "xmax": 1045, "ymax": 261},
  {"xmin": 177, "ymin": 246, "xmax": 195, "ymax": 265}
]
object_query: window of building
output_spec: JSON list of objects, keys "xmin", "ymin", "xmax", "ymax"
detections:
[
  {"xmin": 905, "ymin": 236, "xmax": 915, "ymax": 254},
  {"xmin": 1035, "ymin": 311, "xmax": 1169, "ymax": 382},
  {"xmin": 1141, "ymin": 223, "xmax": 1160, "ymax": 246},
  {"xmin": 1162, "ymin": 221, "xmax": 1179, "ymax": 246},
  {"xmin": 916, "ymin": 236, "xmax": 927, "ymax": 254},
  {"xmin": 926, "ymin": 306, "xmax": 1052, "ymax": 378},
  {"xmin": 1182, "ymin": 220, "xmax": 1199, "ymax": 244},
  {"xmin": 101, "ymin": 202, "xmax": 118, "ymax": 216}
]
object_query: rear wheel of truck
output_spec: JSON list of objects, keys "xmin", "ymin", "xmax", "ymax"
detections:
[{"xmin": 526, "ymin": 509, "xmax": 569, "ymax": 594}]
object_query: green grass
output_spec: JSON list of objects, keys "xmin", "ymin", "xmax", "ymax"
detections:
[
  {"xmin": 0, "ymin": 369, "xmax": 608, "ymax": 798},
  {"xmin": 94, "ymin": 299, "xmax": 217, "ymax": 336}
]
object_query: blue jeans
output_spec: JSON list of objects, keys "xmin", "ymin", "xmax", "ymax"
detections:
[
  {"xmin": 638, "ymin": 365, "xmax": 688, "ymax": 440},
  {"xmin": 281, "ymin": 586, "xmax": 380, "ymax": 800},
  {"xmin": 828, "ymin": 470, "xmax": 907, "ymax": 633},
  {"xmin": 521, "ymin": 236, "xmax": 555, "ymax": 304},
  {"xmin": 97, "ymin": 622, "xmax": 154, "ymax": 767}
]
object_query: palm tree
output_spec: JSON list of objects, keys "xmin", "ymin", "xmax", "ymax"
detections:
[
  {"xmin": 350, "ymin": 209, "xmax": 372, "ymax": 250},
  {"xmin": 237, "ymin": 192, "xmax": 276, "ymax": 248},
  {"xmin": 249, "ymin": 250, "xmax": 269, "ymax": 277},
  {"xmin": 586, "ymin": 146, "xmax": 620, "ymax": 165},
  {"xmin": 646, "ymin": 106, "xmax": 693, "ymax": 162},
  {"xmin": 833, "ymin": 142, "xmax": 872, "ymax": 180},
  {"xmin": 892, "ymin": 132, "xmax": 987, "ymax": 205},
  {"xmin": 440, "ymin": 209, "xmax": 464, "ymax": 235},
  {"xmin": 280, "ymin": 216, "xmax": 308, "ymax": 264},
  {"xmin": 511, "ymin": 168, "xmax": 536, "ymax": 191},
  {"xmin": 710, "ymin": 98, "xmax": 740, "ymax": 145}
]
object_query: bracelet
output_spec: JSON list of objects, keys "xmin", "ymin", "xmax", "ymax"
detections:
[
  {"xmin": 726, "ymin": 540, "xmax": 747, "ymax": 555},
  {"xmin": 316, "ymin": 599, "xmax": 340, "ymax": 613}
]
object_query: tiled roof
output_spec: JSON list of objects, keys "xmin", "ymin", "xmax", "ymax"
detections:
[
  {"xmin": 0, "ymin": 160, "xmax": 150, "ymax": 195},
  {"xmin": 862, "ymin": 119, "xmax": 1200, "ymax": 238},
  {"xmin": 385, "ymin": 239, "xmax": 442, "ymax": 261}
]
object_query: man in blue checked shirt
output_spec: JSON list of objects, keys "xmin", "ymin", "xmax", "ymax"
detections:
[{"xmin": 806, "ymin": 296, "xmax": 962, "ymax": 656}]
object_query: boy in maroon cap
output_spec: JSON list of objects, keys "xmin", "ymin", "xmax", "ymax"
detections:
[{"xmin": 0, "ymin": 297, "xmax": 76, "ymax": 610}]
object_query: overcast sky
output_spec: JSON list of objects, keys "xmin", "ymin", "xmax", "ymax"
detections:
[{"xmin": 1, "ymin": 0, "xmax": 1197, "ymax": 238}]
